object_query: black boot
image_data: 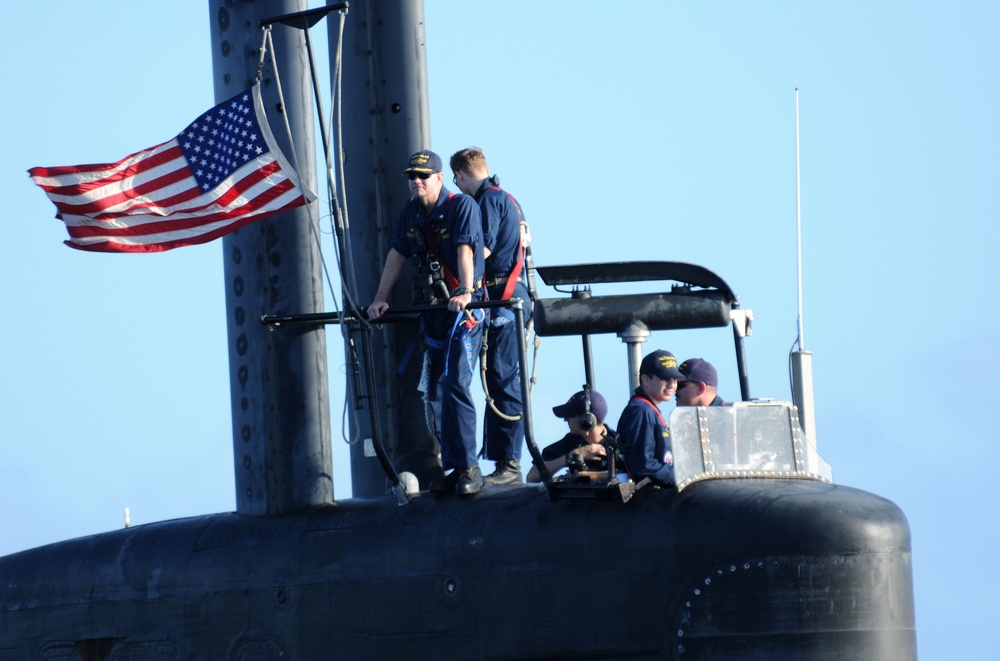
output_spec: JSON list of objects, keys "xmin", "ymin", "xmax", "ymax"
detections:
[
  {"xmin": 456, "ymin": 465, "xmax": 484, "ymax": 496},
  {"xmin": 483, "ymin": 459, "xmax": 523, "ymax": 486},
  {"xmin": 428, "ymin": 469, "xmax": 462, "ymax": 493}
]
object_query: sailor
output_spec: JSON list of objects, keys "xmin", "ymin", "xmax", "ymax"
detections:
[
  {"xmin": 526, "ymin": 388, "xmax": 616, "ymax": 483},
  {"xmin": 450, "ymin": 148, "xmax": 532, "ymax": 486},
  {"xmin": 617, "ymin": 349, "xmax": 680, "ymax": 487},
  {"xmin": 675, "ymin": 358, "xmax": 728, "ymax": 407},
  {"xmin": 367, "ymin": 150, "xmax": 487, "ymax": 496}
]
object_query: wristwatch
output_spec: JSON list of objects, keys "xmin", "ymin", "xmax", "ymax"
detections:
[{"xmin": 451, "ymin": 286, "xmax": 472, "ymax": 296}]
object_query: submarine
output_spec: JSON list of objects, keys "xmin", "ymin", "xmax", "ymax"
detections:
[{"xmin": 1, "ymin": 1, "xmax": 916, "ymax": 659}]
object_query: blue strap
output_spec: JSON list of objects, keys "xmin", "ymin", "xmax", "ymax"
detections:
[
  {"xmin": 442, "ymin": 311, "xmax": 464, "ymax": 377},
  {"xmin": 396, "ymin": 336, "xmax": 419, "ymax": 375},
  {"xmin": 443, "ymin": 310, "xmax": 483, "ymax": 377},
  {"xmin": 423, "ymin": 335, "xmax": 446, "ymax": 350},
  {"xmin": 490, "ymin": 307, "xmax": 515, "ymax": 328}
]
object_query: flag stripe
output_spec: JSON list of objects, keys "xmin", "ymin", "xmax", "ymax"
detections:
[
  {"xmin": 45, "ymin": 158, "xmax": 194, "ymax": 217},
  {"xmin": 64, "ymin": 179, "xmax": 299, "ymax": 238},
  {"xmin": 59, "ymin": 158, "xmax": 292, "ymax": 228},
  {"xmin": 64, "ymin": 198, "xmax": 309, "ymax": 253},
  {"xmin": 64, "ymin": 197, "xmax": 308, "ymax": 253},
  {"xmin": 27, "ymin": 139, "xmax": 176, "ymax": 181}
]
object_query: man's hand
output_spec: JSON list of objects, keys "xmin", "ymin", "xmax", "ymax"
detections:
[
  {"xmin": 579, "ymin": 444, "xmax": 608, "ymax": 461},
  {"xmin": 447, "ymin": 292, "xmax": 472, "ymax": 312},
  {"xmin": 367, "ymin": 300, "xmax": 389, "ymax": 320}
]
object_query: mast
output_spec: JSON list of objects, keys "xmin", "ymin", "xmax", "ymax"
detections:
[{"xmin": 209, "ymin": 0, "xmax": 332, "ymax": 513}]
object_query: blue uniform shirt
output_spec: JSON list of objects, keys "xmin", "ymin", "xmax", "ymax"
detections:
[
  {"xmin": 474, "ymin": 181, "xmax": 523, "ymax": 284},
  {"xmin": 617, "ymin": 387, "xmax": 674, "ymax": 486},
  {"xmin": 388, "ymin": 186, "xmax": 485, "ymax": 289},
  {"xmin": 388, "ymin": 187, "xmax": 484, "ymax": 340}
]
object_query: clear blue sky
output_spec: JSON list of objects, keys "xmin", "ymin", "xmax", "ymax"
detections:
[{"xmin": 2, "ymin": 2, "xmax": 997, "ymax": 658}]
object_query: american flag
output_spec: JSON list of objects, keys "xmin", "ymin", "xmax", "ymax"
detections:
[{"xmin": 28, "ymin": 85, "xmax": 315, "ymax": 253}]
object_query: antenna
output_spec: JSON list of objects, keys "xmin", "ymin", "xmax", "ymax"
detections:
[
  {"xmin": 790, "ymin": 88, "xmax": 818, "ymax": 447},
  {"xmin": 796, "ymin": 88, "xmax": 805, "ymax": 351}
]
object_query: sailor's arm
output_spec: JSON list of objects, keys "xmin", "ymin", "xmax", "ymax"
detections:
[
  {"xmin": 621, "ymin": 408, "xmax": 672, "ymax": 482},
  {"xmin": 447, "ymin": 243, "xmax": 474, "ymax": 312},
  {"xmin": 368, "ymin": 248, "xmax": 407, "ymax": 320},
  {"xmin": 526, "ymin": 444, "xmax": 606, "ymax": 483},
  {"xmin": 527, "ymin": 455, "xmax": 568, "ymax": 483}
]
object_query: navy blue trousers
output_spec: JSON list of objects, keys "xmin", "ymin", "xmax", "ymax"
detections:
[
  {"xmin": 425, "ymin": 314, "xmax": 483, "ymax": 470},
  {"xmin": 482, "ymin": 285, "xmax": 531, "ymax": 462}
]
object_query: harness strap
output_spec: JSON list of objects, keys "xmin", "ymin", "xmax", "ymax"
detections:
[
  {"xmin": 396, "ymin": 336, "xmax": 419, "ymax": 374},
  {"xmin": 488, "ymin": 185, "xmax": 526, "ymax": 301},
  {"xmin": 631, "ymin": 395, "xmax": 668, "ymax": 427},
  {"xmin": 441, "ymin": 310, "xmax": 482, "ymax": 376},
  {"xmin": 501, "ymin": 244, "xmax": 524, "ymax": 301},
  {"xmin": 423, "ymin": 335, "xmax": 446, "ymax": 350},
  {"xmin": 420, "ymin": 192, "xmax": 462, "ymax": 291}
]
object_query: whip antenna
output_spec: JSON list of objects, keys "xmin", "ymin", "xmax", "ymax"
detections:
[
  {"xmin": 790, "ymin": 88, "xmax": 818, "ymax": 447},
  {"xmin": 796, "ymin": 88, "xmax": 805, "ymax": 351}
]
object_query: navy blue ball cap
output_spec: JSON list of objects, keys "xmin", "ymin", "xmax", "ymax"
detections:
[
  {"xmin": 640, "ymin": 349, "xmax": 681, "ymax": 380},
  {"xmin": 553, "ymin": 389, "xmax": 608, "ymax": 421},
  {"xmin": 678, "ymin": 358, "xmax": 718, "ymax": 387},
  {"xmin": 403, "ymin": 149, "xmax": 442, "ymax": 174}
]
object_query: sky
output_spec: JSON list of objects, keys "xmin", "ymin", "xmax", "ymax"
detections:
[{"xmin": 2, "ymin": 1, "xmax": 998, "ymax": 658}]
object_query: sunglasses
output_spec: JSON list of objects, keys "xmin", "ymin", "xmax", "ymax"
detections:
[{"xmin": 407, "ymin": 172, "xmax": 433, "ymax": 180}]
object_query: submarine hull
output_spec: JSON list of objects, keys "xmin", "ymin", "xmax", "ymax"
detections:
[{"xmin": 0, "ymin": 480, "xmax": 914, "ymax": 660}]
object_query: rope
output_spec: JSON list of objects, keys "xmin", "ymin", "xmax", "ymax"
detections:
[
  {"xmin": 478, "ymin": 319, "xmax": 542, "ymax": 423},
  {"xmin": 322, "ymin": 9, "xmax": 371, "ymax": 448},
  {"xmin": 479, "ymin": 326, "xmax": 519, "ymax": 422},
  {"xmin": 528, "ymin": 321, "xmax": 541, "ymax": 398},
  {"xmin": 259, "ymin": 13, "xmax": 365, "ymax": 447},
  {"xmin": 421, "ymin": 344, "xmax": 440, "ymax": 445}
]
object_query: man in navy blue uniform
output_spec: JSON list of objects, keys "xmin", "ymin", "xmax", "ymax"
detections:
[
  {"xmin": 450, "ymin": 148, "xmax": 531, "ymax": 486},
  {"xmin": 617, "ymin": 349, "xmax": 681, "ymax": 487},
  {"xmin": 526, "ymin": 388, "xmax": 617, "ymax": 482},
  {"xmin": 367, "ymin": 150, "xmax": 487, "ymax": 496},
  {"xmin": 675, "ymin": 358, "xmax": 728, "ymax": 407}
]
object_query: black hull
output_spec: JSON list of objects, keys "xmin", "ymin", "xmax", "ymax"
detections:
[{"xmin": 0, "ymin": 479, "xmax": 915, "ymax": 660}]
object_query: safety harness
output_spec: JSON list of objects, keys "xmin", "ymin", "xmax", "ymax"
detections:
[
  {"xmin": 625, "ymin": 394, "xmax": 672, "ymax": 473},
  {"xmin": 631, "ymin": 394, "xmax": 669, "ymax": 428},
  {"xmin": 415, "ymin": 192, "xmax": 481, "ymax": 332},
  {"xmin": 484, "ymin": 185, "xmax": 527, "ymax": 302},
  {"xmin": 416, "ymin": 193, "xmax": 461, "ymax": 292},
  {"xmin": 413, "ymin": 192, "xmax": 483, "ymax": 378}
]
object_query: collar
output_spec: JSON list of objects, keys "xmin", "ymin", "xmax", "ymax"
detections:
[
  {"xmin": 632, "ymin": 386, "xmax": 658, "ymax": 406},
  {"xmin": 474, "ymin": 178, "xmax": 495, "ymax": 200},
  {"xmin": 419, "ymin": 185, "xmax": 452, "ymax": 217}
]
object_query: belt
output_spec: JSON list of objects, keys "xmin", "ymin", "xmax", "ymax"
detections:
[{"xmin": 484, "ymin": 276, "xmax": 509, "ymax": 288}]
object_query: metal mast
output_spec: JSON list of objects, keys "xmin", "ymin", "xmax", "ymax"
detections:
[
  {"xmin": 333, "ymin": 0, "xmax": 434, "ymax": 496},
  {"xmin": 209, "ymin": 0, "xmax": 332, "ymax": 513}
]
